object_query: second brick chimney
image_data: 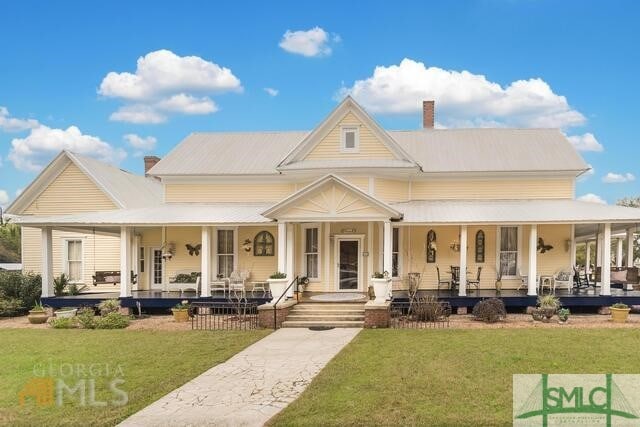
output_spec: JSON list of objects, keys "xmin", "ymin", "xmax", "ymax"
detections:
[
  {"xmin": 422, "ymin": 100, "xmax": 435, "ymax": 129},
  {"xmin": 144, "ymin": 156, "xmax": 161, "ymax": 176}
]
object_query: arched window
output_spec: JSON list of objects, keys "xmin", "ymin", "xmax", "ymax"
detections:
[
  {"xmin": 426, "ymin": 230, "xmax": 436, "ymax": 263},
  {"xmin": 475, "ymin": 230, "xmax": 485, "ymax": 263},
  {"xmin": 254, "ymin": 231, "xmax": 274, "ymax": 256}
]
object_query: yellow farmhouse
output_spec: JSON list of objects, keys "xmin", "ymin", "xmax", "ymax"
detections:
[{"xmin": 7, "ymin": 97, "xmax": 640, "ymax": 312}]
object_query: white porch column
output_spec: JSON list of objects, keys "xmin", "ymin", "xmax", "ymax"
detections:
[
  {"xmin": 120, "ymin": 226, "xmax": 132, "ymax": 298},
  {"xmin": 570, "ymin": 224, "xmax": 576, "ymax": 269},
  {"xmin": 383, "ymin": 221, "xmax": 392, "ymax": 275},
  {"xmin": 585, "ymin": 241, "xmax": 592, "ymax": 274},
  {"xmin": 286, "ymin": 223, "xmax": 295, "ymax": 297},
  {"xmin": 602, "ymin": 223, "xmax": 611, "ymax": 296},
  {"xmin": 277, "ymin": 222, "xmax": 286, "ymax": 274},
  {"xmin": 132, "ymin": 234, "xmax": 140, "ymax": 291},
  {"xmin": 596, "ymin": 232, "xmax": 603, "ymax": 269},
  {"xmin": 200, "ymin": 226, "xmax": 211, "ymax": 297},
  {"xmin": 528, "ymin": 224, "xmax": 538, "ymax": 296},
  {"xmin": 41, "ymin": 227, "xmax": 54, "ymax": 297},
  {"xmin": 161, "ymin": 226, "xmax": 168, "ymax": 291},
  {"xmin": 627, "ymin": 228, "xmax": 635, "ymax": 268},
  {"xmin": 616, "ymin": 238, "xmax": 624, "ymax": 267},
  {"xmin": 458, "ymin": 225, "xmax": 467, "ymax": 296},
  {"xmin": 367, "ymin": 222, "xmax": 374, "ymax": 280}
]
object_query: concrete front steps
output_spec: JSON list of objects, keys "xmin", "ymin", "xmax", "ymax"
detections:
[{"xmin": 281, "ymin": 302, "xmax": 365, "ymax": 328}]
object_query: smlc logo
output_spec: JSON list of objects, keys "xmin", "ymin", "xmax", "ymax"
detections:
[{"xmin": 514, "ymin": 374, "xmax": 640, "ymax": 426}]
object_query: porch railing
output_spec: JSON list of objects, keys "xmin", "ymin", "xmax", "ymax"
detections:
[
  {"xmin": 190, "ymin": 301, "xmax": 259, "ymax": 330},
  {"xmin": 390, "ymin": 300, "xmax": 451, "ymax": 328},
  {"xmin": 273, "ymin": 276, "xmax": 299, "ymax": 330}
]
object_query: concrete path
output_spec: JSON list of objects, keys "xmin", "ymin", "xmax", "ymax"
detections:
[{"xmin": 120, "ymin": 328, "xmax": 361, "ymax": 427}]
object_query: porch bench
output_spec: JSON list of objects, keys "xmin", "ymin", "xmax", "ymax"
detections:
[
  {"xmin": 167, "ymin": 271, "xmax": 201, "ymax": 293},
  {"xmin": 594, "ymin": 267, "xmax": 639, "ymax": 289},
  {"xmin": 92, "ymin": 271, "xmax": 120, "ymax": 286}
]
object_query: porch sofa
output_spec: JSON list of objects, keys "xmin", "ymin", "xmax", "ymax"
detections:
[{"xmin": 594, "ymin": 267, "xmax": 639, "ymax": 289}]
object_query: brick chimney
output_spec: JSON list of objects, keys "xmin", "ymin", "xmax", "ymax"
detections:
[
  {"xmin": 143, "ymin": 156, "xmax": 161, "ymax": 176},
  {"xmin": 422, "ymin": 100, "xmax": 435, "ymax": 129}
]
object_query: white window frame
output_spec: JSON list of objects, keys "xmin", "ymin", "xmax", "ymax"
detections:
[
  {"xmin": 216, "ymin": 227, "xmax": 237, "ymax": 278},
  {"xmin": 496, "ymin": 226, "xmax": 522, "ymax": 279},
  {"xmin": 139, "ymin": 246, "xmax": 145, "ymax": 274},
  {"xmin": 340, "ymin": 126, "xmax": 360, "ymax": 153},
  {"xmin": 392, "ymin": 226, "xmax": 402, "ymax": 279},
  {"xmin": 62, "ymin": 238, "xmax": 84, "ymax": 284},
  {"xmin": 301, "ymin": 223, "xmax": 321, "ymax": 281},
  {"xmin": 150, "ymin": 247, "xmax": 163, "ymax": 287}
]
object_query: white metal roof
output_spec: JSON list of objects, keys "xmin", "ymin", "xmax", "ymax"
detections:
[
  {"xmin": 391, "ymin": 199, "xmax": 640, "ymax": 224},
  {"xmin": 13, "ymin": 203, "xmax": 273, "ymax": 226}
]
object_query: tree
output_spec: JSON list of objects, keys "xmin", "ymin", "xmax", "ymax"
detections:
[
  {"xmin": 616, "ymin": 196, "xmax": 640, "ymax": 265},
  {"xmin": 0, "ymin": 219, "xmax": 21, "ymax": 263}
]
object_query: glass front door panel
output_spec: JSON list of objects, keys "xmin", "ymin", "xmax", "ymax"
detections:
[{"xmin": 339, "ymin": 240, "xmax": 358, "ymax": 290}]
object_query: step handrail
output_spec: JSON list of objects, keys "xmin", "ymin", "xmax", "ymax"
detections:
[{"xmin": 273, "ymin": 275, "xmax": 299, "ymax": 330}]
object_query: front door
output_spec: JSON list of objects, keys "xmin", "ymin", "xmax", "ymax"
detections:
[{"xmin": 337, "ymin": 238, "xmax": 360, "ymax": 290}]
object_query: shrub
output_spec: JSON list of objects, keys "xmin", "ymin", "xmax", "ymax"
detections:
[
  {"xmin": 98, "ymin": 299, "xmax": 121, "ymax": 316},
  {"xmin": 76, "ymin": 307, "xmax": 97, "ymax": 329},
  {"xmin": 67, "ymin": 283, "xmax": 84, "ymax": 296},
  {"xmin": 611, "ymin": 302, "xmax": 629, "ymax": 309},
  {"xmin": 173, "ymin": 272, "xmax": 200, "ymax": 283},
  {"xmin": 472, "ymin": 298, "xmax": 507, "ymax": 323},
  {"xmin": 0, "ymin": 298, "xmax": 23, "ymax": 317},
  {"xmin": 269, "ymin": 272, "xmax": 287, "ymax": 279},
  {"xmin": 95, "ymin": 312, "xmax": 130, "ymax": 329},
  {"xmin": 49, "ymin": 317, "xmax": 77, "ymax": 329},
  {"xmin": 412, "ymin": 296, "xmax": 444, "ymax": 321},
  {"xmin": 0, "ymin": 271, "xmax": 42, "ymax": 312}
]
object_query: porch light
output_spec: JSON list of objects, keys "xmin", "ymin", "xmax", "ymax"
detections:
[{"xmin": 161, "ymin": 242, "xmax": 175, "ymax": 260}]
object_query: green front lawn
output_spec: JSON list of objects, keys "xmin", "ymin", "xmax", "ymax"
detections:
[
  {"xmin": 0, "ymin": 329, "xmax": 270, "ymax": 426},
  {"xmin": 271, "ymin": 329, "xmax": 640, "ymax": 426}
]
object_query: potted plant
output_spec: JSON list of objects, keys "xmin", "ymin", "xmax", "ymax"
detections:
[
  {"xmin": 53, "ymin": 273, "xmax": 69, "ymax": 296},
  {"xmin": 268, "ymin": 272, "xmax": 288, "ymax": 303},
  {"xmin": 296, "ymin": 276, "xmax": 310, "ymax": 299},
  {"xmin": 557, "ymin": 308, "xmax": 570, "ymax": 323},
  {"xmin": 531, "ymin": 308, "xmax": 544, "ymax": 321},
  {"xmin": 610, "ymin": 302, "xmax": 631, "ymax": 323},
  {"xmin": 171, "ymin": 300, "xmax": 190, "ymax": 322},
  {"xmin": 371, "ymin": 271, "xmax": 392, "ymax": 303},
  {"xmin": 495, "ymin": 264, "xmax": 503, "ymax": 293},
  {"xmin": 27, "ymin": 301, "xmax": 49, "ymax": 324},
  {"xmin": 54, "ymin": 307, "xmax": 78, "ymax": 318},
  {"xmin": 537, "ymin": 295, "xmax": 560, "ymax": 322}
]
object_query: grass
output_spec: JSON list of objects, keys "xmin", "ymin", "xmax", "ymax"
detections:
[
  {"xmin": 270, "ymin": 329, "xmax": 640, "ymax": 426},
  {"xmin": 0, "ymin": 328, "xmax": 270, "ymax": 426}
]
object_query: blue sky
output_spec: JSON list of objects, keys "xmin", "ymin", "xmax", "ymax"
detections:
[{"xmin": 1, "ymin": 0, "xmax": 639, "ymax": 207}]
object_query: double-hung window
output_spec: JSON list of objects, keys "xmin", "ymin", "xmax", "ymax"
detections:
[
  {"xmin": 217, "ymin": 229, "xmax": 235, "ymax": 278},
  {"xmin": 304, "ymin": 227, "xmax": 319, "ymax": 279},
  {"xmin": 65, "ymin": 239, "xmax": 83, "ymax": 283},
  {"xmin": 498, "ymin": 226, "xmax": 519, "ymax": 277}
]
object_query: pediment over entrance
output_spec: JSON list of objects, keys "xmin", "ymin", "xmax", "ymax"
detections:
[{"xmin": 261, "ymin": 174, "xmax": 402, "ymax": 221}]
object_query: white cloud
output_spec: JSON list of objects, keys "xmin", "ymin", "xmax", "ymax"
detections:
[
  {"xmin": 124, "ymin": 133, "xmax": 157, "ymax": 157},
  {"xmin": 0, "ymin": 106, "xmax": 40, "ymax": 132},
  {"xmin": 338, "ymin": 58, "xmax": 587, "ymax": 129},
  {"xmin": 577, "ymin": 193, "xmax": 607, "ymax": 204},
  {"xmin": 264, "ymin": 87, "xmax": 279, "ymax": 97},
  {"xmin": 566, "ymin": 133, "xmax": 603, "ymax": 152},
  {"xmin": 8, "ymin": 125, "xmax": 127, "ymax": 172},
  {"xmin": 602, "ymin": 172, "xmax": 635, "ymax": 183},
  {"xmin": 0, "ymin": 189, "xmax": 9, "ymax": 208},
  {"xmin": 99, "ymin": 49, "xmax": 241, "ymax": 123},
  {"xmin": 279, "ymin": 27, "xmax": 338, "ymax": 57}
]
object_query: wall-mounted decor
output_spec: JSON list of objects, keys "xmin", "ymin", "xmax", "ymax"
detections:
[
  {"xmin": 254, "ymin": 231, "xmax": 275, "ymax": 256},
  {"xmin": 537, "ymin": 237, "xmax": 554, "ymax": 253},
  {"xmin": 475, "ymin": 230, "xmax": 485, "ymax": 263},
  {"xmin": 426, "ymin": 230, "xmax": 437, "ymax": 263},
  {"xmin": 185, "ymin": 243, "xmax": 201, "ymax": 256},
  {"xmin": 242, "ymin": 239, "xmax": 252, "ymax": 252}
]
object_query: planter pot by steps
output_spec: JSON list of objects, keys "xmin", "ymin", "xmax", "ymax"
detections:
[
  {"xmin": 28, "ymin": 310, "xmax": 49, "ymax": 324},
  {"xmin": 54, "ymin": 308, "xmax": 77, "ymax": 318},
  {"xmin": 171, "ymin": 308, "xmax": 189, "ymax": 323},
  {"xmin": 610, "ymin": 307, "xmax": 631, "ymax": 323},
  {"xmin": 371, "ymin": 278, "xmax": 392, "ymax": 303},
  {"xmin": 268, "ymin": 278, "xmax": 289, "ymax": 303}
]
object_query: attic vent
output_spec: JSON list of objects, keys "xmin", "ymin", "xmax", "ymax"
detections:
[{"xmin": 341, "ymin": 126, "xmax": 359, "ymax": 152}]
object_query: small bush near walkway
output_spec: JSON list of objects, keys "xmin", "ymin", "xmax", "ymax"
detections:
[{"xmin": 0, "ymin": 272, "xmax": 41, "ymax": 316}]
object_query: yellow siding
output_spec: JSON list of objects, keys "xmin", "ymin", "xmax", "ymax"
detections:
[
  {"xmin": 411, "ymin": 179, "xmax": 574, "ymax": 200},
  {"xmin": 375, "ymin": 178, "xmax": 409, "ymax": 203},
  {"xmin": 22, "ymin": 227, "xmax": 120, "ymax": 292},
  {"xmin": 25, "ymin": 163, "xmax": 117, "ymax": 214},
  {"xmin": 163, "ymin": 227, "xmax": 201, "ymax": 280},
  {"xmin": 165, "ymin": 183, "xmax": 295, "ymax": 203},
  {"xmin": 238, "ymin": 226, "xmax": 279, "ymax": 282},
  {"xmin": 342, "ymin": 176, "xmax": 369, "ymax": 192},
  {"xmin": 305, "ymin": 112, "xmax": 396, "ymax": 160}
]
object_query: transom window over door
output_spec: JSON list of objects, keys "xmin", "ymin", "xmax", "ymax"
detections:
[
  {"xmin": 217, "ymin": 229, "xmax": 235, "ymax": 278},
  {"xmin": 65, "ymin": 240, "xmax": 82, "ymax": 283},
  {"xmin": 304, "ymin": 227, "xmax": 319, "ymax": 279},
  {"xmin": 341, "ymin": 126, "xmax": 359, "ymax": 152},
  {"xmin": 499, "ymin": 226, "xmax": 518, "ymax": 277}
]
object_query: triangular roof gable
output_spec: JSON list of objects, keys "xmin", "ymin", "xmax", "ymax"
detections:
[
  {"xmin": 6, "ymin": 151, "xmax": 125, "ymax": 214},
  {"xmin": 262, "ymin": 174, "xmax": 402, "ymax": 220},
  {"xmin": 278, "ymin": 96, "xmax": 417, "ymax": 167}
]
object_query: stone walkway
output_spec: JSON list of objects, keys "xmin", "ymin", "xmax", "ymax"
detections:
[{"xmin": 119, "ymin": 328, "xmax": 361, "ymax": 427}]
